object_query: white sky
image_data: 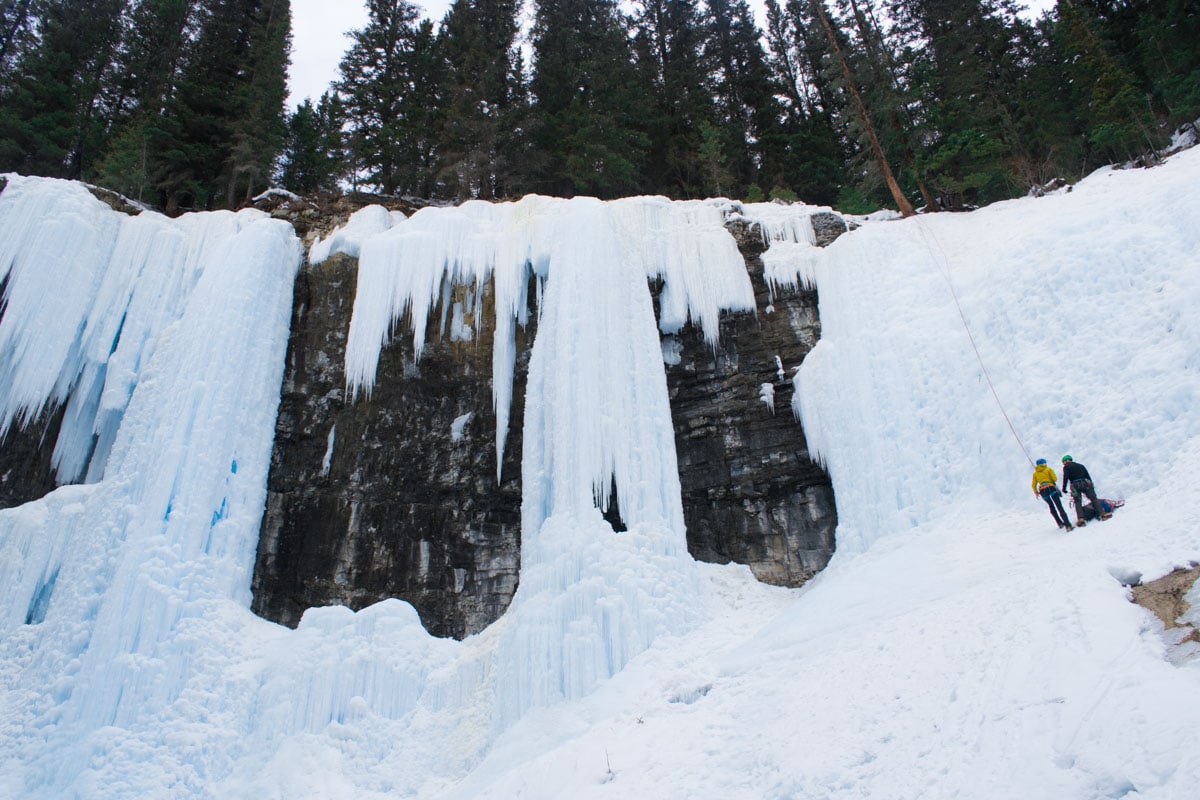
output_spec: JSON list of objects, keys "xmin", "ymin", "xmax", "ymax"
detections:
[{"xmin": 288, "ymin": 0, "xmax": 1059, "ymax": 108}]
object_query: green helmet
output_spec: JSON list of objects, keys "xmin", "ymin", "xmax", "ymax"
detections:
[{"xmin": 1062, "ymin": 454, "xmax": 1073, "ymax": 462}]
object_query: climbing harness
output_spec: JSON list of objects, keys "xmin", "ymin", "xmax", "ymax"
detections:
[{"xmin": 913, "ymin": 217, "xmax": 1035, "ymax": 467}]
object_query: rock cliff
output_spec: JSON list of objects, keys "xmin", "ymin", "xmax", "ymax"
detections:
[
  {"xmin": 0, "ymin": 177, "xmax": 843, "ymax": 640},
  {"xmin": 250, "ymin": 203, "xmax": 843, "ymax": 638}
]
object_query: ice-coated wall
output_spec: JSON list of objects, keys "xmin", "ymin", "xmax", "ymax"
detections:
[
  {"xmin": 0, "ymin": 176, "xmax": 303, "ymax": 795},
  {"xmin": 0, "ymin": 178, "xmax": 835, "ymax": 797}
]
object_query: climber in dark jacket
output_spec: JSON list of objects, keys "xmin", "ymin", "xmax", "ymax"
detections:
[{"xmin": 1060, "ymin": 455, "xmax": 1110, "ymax": 526}]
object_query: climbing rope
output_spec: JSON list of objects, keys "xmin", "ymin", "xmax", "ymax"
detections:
[{"xmin": 913, "ymin": 217, "xmax": 1036, "ymax": 467}]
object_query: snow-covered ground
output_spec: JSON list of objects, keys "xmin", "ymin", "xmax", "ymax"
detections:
[{"xmin": 1, "ymin": 145, "xmax": 1198, "ymax": 799}]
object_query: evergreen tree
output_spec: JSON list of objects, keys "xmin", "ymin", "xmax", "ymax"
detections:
[
  {"xmin": 0, "ymin": 0, "xmax": 126, "ymax": 178},
  {"xmin": 1134, "ymin": 0, "xmax": 1200, "ymax": 129},
  {"xmin": 436, "ymin": 0, "xmax": 521, "ymax": 199},
  {"xmin": 0, "ymin": 0, "xmax": 40, "ymax": 83},
  {"xmin": 528, "ymin": 0, "xmax": 651, "ymax": 197},
  {"xmin": 91, "ymin": 0, "xmax": 198, "ymax": 201},
  {"xmin": 886, "ymin": 0, "xmax": 1031, "ymax": 206},
  {"xmin": 701, "ymin": 0, "xmax": 778, "ymax": 196},
  {"xmin": 1055, "ymin": 0, "xmax": 1157, "ymax": 165},
  {"xmin": 808, "ymin": 0, "xmax": 914, "ymax": 214},
  {"xmin": 758, "ymin": 0, "xmax": 848, "ymax": 206},
  {"xmin": 148, "ymin": 0, "xmax": 290, "ymax": 211},
  {"xmin": 336, "ymin": 0, "xmax": 442, "ymax": 196},
  {"xmin": 631, "ymin": 0, "xmax": 714, "ymax": 197},
  {"xmin": 223, "ymin": 0, "xmax": 290, "ymax": 205},
  {"xmin": 279, "ymin": 92, "xmax": 345, "ymax": 195},
  {"xmin": 1004, "ymin": 10, "xmax": 1085, "ymax": 189}
]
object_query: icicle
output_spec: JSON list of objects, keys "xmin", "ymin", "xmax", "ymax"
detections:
[{"xmin": 760, "ymin": 383, "xmax": 776, "ymax": 415}]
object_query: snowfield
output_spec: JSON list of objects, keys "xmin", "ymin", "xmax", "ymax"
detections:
[{"xmin": 1, "ymin": 146, "xmax": 1198, "ymax": 800}]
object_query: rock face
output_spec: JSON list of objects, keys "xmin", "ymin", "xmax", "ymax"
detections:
[
  {"xmin": 668, "ymin": 219, "xmax": 837, "ymax": 586},
  {"xmin": 250, "ymin": 253, "xmax": 531, "ymax": 638},
  {"xmin": 0, "ymin": 174, "xmax": 841, "ymax": 637},
  {"xmin": 0, "ymin": 405, "xmax": 65, "ymax": 510},
  {"xmin": 251, "ymin": 208, "xmax": 840, "ymax": 638}
]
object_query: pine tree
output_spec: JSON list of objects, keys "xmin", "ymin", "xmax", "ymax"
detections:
[
  {"xmin": 0, "ymin": 0, "xmax": 40, "ymax": 84},
  {"xmin": 809, "ymin": 0, "xmax": 914, "ymax": 214},
  {"xmin": 631, "ymin": 0, "xmax": 715, "ymax": 197},
  {"xmin": 223, "ymin": 0, "xmax": 290, "ymax": 205},
  {"xmin": 1135, "ymin": 0, "xmax": 1200, "ymax": 130},
  {"xmin": 528, "ymin": 0, "xmax": 651, "ymax": 197},
  {"xmin": 1055, "ymin": 0, "xmax": 1157, "ymax": 165},
  {"xmin": 136, "ymin": 0, "xmax": 289, "ymax": 211},
  {"xmin": 279, "ymin": 92, "xmax": 345, "ymax": 195},
  {"xmin": 0, "ymin": 0, "xmax": 126, "ymax": 178},
  {"xmin": 91, "ymin": 0, "xmax": 198, "ymax": 201},
  {"xmin": 757, "ymin": 0, "xmax": 848, "ymax": 206},
  {"xmin": 701, "ymin": 0, "xmax": 779, "ymax": 196},
  {"xmin": 436, "ymin": 0, "xmax": 521, "ymax": 199},
  {"xmin": 886, "ymin": 0, "xmax": 1031, "ymax": 206},
  {"xmin": 336, "ymin": 0, "xmax": 442, "ymax": 196}
]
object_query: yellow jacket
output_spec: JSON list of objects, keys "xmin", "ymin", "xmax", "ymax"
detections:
[{"xmin": 1031, "ymin": 464, "xmax": 1058, "ymax": 494}]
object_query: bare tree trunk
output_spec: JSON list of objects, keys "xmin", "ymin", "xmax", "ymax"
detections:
[
  {"xmin": 814, "ymin": 0, "xmax": 916, "ymax": 217},
  {"xmin": 846, "ymin": 0, "xmax": 937, "ymax": 209}
]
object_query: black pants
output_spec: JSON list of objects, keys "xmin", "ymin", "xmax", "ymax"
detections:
[
  {"xmin": 1040, "ymin": 487, "xmax": 1070, "ymax": 527},
  {"xmin": 1069, "ymin": 479, "xmax": 1102, "ymax": 522}
]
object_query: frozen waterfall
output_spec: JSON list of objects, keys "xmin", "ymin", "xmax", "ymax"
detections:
[{"xmin": 0, "ymin": 176, "xmax": 831, "ymax": 798}]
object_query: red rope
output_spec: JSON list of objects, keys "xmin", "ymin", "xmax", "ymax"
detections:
[{"xmin": 915, "ymin": 218, "xmax": 1035, "ymax": 467}]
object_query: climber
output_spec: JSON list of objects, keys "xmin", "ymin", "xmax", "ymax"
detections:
[
  {"xmin": 1032, "ymin": 458, "xmax": 1073, "ymax": 530},
  {"xmin": 1060, "ymin": 455, "xmax": 1111, "ymax": 527}
]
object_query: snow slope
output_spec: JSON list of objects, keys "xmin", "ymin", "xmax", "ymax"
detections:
[{"xmin": 0, "ymin": 145, "xmax": 1198, "ymax": 800}]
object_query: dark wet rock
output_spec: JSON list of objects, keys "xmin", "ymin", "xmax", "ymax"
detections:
[
  {"xmin": 251, "ymin": 212, "xmax": 846, "ymax": 637},
  {"xmin": 250, "ymin": 254, "xmax": 529, "ymax": 638},
  {"xmin": 0, "ymin": 405, "xmax": 66, "ymax": 510}
]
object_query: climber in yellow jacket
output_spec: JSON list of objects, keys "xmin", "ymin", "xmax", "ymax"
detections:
[{"xmin": 1032, "ymin": 458, "xmax": 1073, "ymax": 530}]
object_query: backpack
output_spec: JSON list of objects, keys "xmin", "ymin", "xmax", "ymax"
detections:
[{"xmin": 1078, "ymin": 498, "xmax": 1122, "ymax": 520}]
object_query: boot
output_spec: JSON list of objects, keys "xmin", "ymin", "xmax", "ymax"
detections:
[{"xmin": 1075, "ymin": 519, "xmax": 1086, "ymax": 528}]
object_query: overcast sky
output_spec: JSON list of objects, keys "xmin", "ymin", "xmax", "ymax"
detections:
[{"xmin": 288, "ymin": 0, "xmax": 1058, "ymax": 109}]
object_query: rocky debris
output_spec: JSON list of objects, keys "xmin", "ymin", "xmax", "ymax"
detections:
[
  {"xmin": 1131, "ymin": 564, "xmax": 1200, "ymax": 648},
  {"xmin": 85, "ymin": 185, "xmax": 144, "ymax": 216}
]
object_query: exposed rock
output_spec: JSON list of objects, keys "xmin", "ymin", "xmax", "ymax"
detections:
[
  {"xmin": 250, "ymin": 253, "xmax": 529, "ymax": 638},
  {"xmin": 252, "ymin": 212, "xmax": 841, "ymax": 637},
  {"xmin": 668, "ymin": 219, "xmax": 835, "ymax": 585},
  {"xmin": 810, "ymin": 211, "xmax": 853, "ymax": 247},
  {"xmin": 1132, "ymin": 564, "xmax": 1200, "ymax": 646},
  {"xmin": 0, "ymin": 404, "xmax": 66, "ymax": 509},
  {"xmin": 86, "ymin": 185, "xmax": 143, "ymax": 216}
]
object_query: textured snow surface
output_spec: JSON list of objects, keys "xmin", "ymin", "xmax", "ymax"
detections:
[{"xmin": 2, "ymin": 146, "xmax": 1200, "ymax": 800}]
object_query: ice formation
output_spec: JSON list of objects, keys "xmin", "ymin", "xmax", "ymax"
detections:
[
  {"xmin": 334, "ymin": 196, "xmax": 771, "ymax": 479},
  {"xmin": 0, "ymin": 178, "xmax": 833, "ymax": 797},
  {"xmin": 3, "ymin": 142, "xmax": 1200, "ymax": 798},
  {"xmin": 0, "ymin": 175, "xmax": 303, "ymax": 795}
]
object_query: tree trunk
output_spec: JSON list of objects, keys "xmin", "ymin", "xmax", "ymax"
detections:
[{"xmin": 813, "ymin": 1, "xmax": 916, "ymax": 217}]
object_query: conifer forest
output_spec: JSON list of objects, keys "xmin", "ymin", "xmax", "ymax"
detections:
[{"xmin": 0, "ymin": 0, "xmax": 1196, "ymax": 214}]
